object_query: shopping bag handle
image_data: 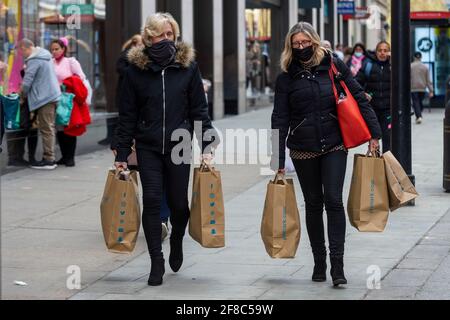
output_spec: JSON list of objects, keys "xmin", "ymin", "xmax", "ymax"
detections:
[
  {"xmin": 273, "ymin": 173, "xmax": 288, "ymax": 185},
  {"xmin": 114, "ymin": 168, "xmax": 131, "ymax": 181},
  {"xmin": 199, "ymin": 161, "xmax": 219, "ymax": 178},
  {"xmin": 365, "ymin": 148, "xmax": 381, "ymax": 158}
]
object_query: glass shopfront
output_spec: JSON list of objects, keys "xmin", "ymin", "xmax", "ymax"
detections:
[
  {"xmin": 0, "ymin": 0, "xmax": 107, "ymax": 111},
  {"xmin": 245, "ymin": 7, "xmax": 273, "ymax": 106},
  {"xmin": 412, "ymin": 23, "xmax": 450, "ymax": 107}
]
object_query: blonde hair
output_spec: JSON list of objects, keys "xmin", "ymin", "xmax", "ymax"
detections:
[
  {"xmin": 122, "ymin": 34, "xmax": 143, "ymax": 51},
  {"xmin": 280, "ymin": 22, "xmax": 331, "ymax": 72},
  {"xmin": 142, "ymin": 12, "xmax": 180, "ymax": 47}
]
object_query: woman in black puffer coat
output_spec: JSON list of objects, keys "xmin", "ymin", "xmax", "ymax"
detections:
[
  {"xmin": 272, "ymin": 22, "xmax": 382, "ymax": 287},
  {"xmin": 114, "ymin": 13, "xmax": 219, "ymax": 286},
  {"xmin": 356, "ymin": 41, "xmax": 391, "ymax": 152}
]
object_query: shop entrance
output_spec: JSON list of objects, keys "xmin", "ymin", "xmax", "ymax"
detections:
[{"xmin": 411, "ymin": 18, "xmax": 450, "ymax": 108}]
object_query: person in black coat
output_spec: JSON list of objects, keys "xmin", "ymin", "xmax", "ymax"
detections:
[
  {"xmin": 356, "ymin": 41, "xmax": 391, "ymax": 152},
  {"xmin": 110, "ymin": 34, "xmax": 143, "ymax": 161},
  {"xmin": 114, "ymin": 13, "xmax": 219, "ymax": 286},
  {"xmin": 111, "ymin": 34, "xmax": 171, "ymax": 242},
  {"xmin": 272, "ymin": 22, "xmax": 382, "ymax": 287}
]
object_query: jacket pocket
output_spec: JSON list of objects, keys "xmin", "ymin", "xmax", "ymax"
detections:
[
  {"xmin": 290, "ymin": 118, "xmax": 307, "ymax": 136},
  {"xmin": 136, "ymin": 121, "xmax": 161, "ymax": 146}
]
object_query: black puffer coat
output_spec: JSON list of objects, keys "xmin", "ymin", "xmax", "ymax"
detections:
[
  {"xmin": 115, "ymin": 42, "xmax": 218, "ymax": 162},
  {"xmin": 355, "ymin": 52, "xmax": 391, "ymax": 112},
  {"xmin": 272, "ymin": 52, "xmax": 382, "ymax": 169}
]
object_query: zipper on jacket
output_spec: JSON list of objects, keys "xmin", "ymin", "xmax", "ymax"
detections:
[
  {"xmin": 162, "ymin": 69, "xmax": 166, "ymax": 154},
  {"xmin": 291, "ymin": 118, "xmax": 307, "ymax": 136},
  {"xmin": 380, "ymin": 65, "xmax": 383, "ymax": 101}
]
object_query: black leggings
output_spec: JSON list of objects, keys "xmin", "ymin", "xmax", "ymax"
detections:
[
  {"xmin": 292, "ymin": 150, "xmax": 347, "ymax": 258},
  {"xmin": 375, "ymin": 110, "xmax": 391, "ymax": 153},
  {"xmin": 57, "ymin": 131, "xmax": 77, "ymax": 161},
  {"xmin": 136, "ymin": 148, "xmax": 191, "ymax": 259},
  {"xmin": 6, "ymin": 129, "xmax": 38, "ymax": 162}
]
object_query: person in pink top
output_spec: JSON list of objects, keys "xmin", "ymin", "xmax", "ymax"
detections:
[
  {"xmin": 51, "ymin": 37, "xmax": 87, "ymax": 167},
  {"xmin": 52, "ymin": 37, "xmax": 86, "ymax": 84}
]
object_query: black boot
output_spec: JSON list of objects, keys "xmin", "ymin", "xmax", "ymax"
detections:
[
  {"xmin": 169, "ymin": 234, "xmax": 184, "ymax": 273},
  {"xmin": 57, "ymin": 131, "xmax": 67, "ymax": 164},
  {"xmin": 148, "ymin": 256, "xmax": 165, "ymax": 286},
  {"xmin": 65, "ymin": 135, "xmax": 77, "ymax": 167},
  {"xmin": 330, "ymin": 256, "xmax": 347, "ymax": 287},
  {"xmin": 312, "ymin": 257, "xmax": 327, "ymax": 282}
]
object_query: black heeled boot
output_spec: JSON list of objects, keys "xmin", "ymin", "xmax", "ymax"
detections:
[
  {"xmin": 169, "ymin": 234, "xmax": 184, "ymax": 273},
  {"xmin": 148, "ymin": 256, "xmax": 165, "ymax": 286},
  {"xmin": 312, "ymin": 257, "xmax": 327, "ymax": 282},
  {"xmin": 330, "ymin": 256, "xmax": 347, "ymax": 287}
]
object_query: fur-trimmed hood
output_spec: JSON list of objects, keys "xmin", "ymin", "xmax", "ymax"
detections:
[{"xmin": 127, "ymin": 41, "xmax": 196, "ymax": 70}]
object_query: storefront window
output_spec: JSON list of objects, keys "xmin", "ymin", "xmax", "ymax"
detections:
[
  {"xmin": 0, "ymin": 0, "xmax": 107, "ymax": 112},
  {"xmin": 245, "ymin": 8, "xmax": 273, "ymax": 105},
  {"xmin": 413, "ymin": 25, "xmax": 450, "ymax": 97}
]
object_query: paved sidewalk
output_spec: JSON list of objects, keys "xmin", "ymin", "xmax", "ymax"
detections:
[{"xmin": 1, "ymin": 107, "xmax": 449, "ymax": 300}]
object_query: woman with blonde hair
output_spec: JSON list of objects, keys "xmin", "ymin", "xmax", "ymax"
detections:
[
  {"xmin": 271, "ymin": 22, "xmax": 382, "ymax": 286},
  {"xmin": 114, "ymin": 13, "xmax": 218, "ymax": 286}
]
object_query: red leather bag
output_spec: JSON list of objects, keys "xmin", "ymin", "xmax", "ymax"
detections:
[{"xmin": 329, "ymin": 61, "xmax": 371, "ymax": 149}]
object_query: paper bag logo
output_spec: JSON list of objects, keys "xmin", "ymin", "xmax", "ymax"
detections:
[
  {"xmin": 282, "ymin": 207, "xmax": 287, "ymax": 240},
  {"xmin": 117, "ymin": 195, "xmax": 127, "ymax": 243},
  {"xmin": 369, "ymin": 179, "xmax": 375, "ymax": 213},
  {"xmin": 209, "ymin": 184, "xmax": 217, "ymax": 235}
]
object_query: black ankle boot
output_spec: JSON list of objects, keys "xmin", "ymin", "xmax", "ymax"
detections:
[
  {"xmin": 330, "ymin": 256, "xmax": 347, "ymax": 287},
  {"xmin": 312, "ymin": 257, "xmax": 327, "ymax": 282},
  {"xmin": 148, "ymin": 257, "xmax": 165, "ymax": 286},
  {"xmin": 65, "ymin": 158, "xmax": 75, "ymax": 167},
  {"xmin": 169, "ymin": 235, "xmax": 183, "ymax": 273}
]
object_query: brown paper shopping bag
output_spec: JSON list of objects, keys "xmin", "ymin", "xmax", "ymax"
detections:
[
  {"xmin": 189, "ymin": 162, "xmax": 225, "ymax": 248},
  {"xmin": 261, "ymin": 174, "xmax": 301, "ymax": 258},
  {"xmin": 100, "ymin": 170, "xmax": 141, "ymax": 253},
  {"xmin": 347, "ymin": 153, "xmax": 390, "ymax": 232},
  {"xmin": 383, "ymin": 151, "xmax": 419, "ymax": 211}
]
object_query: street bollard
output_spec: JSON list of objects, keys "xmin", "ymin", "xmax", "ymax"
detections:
[{"xmin": 444, "ymin": 99, "xmax": 450, "ymax": 192}]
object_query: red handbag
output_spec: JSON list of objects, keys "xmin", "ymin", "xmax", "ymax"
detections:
[{"xmin": 329, "ymin": 61, "xmax": 371, "ymax": 149}]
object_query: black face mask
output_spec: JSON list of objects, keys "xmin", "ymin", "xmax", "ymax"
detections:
[
  {"xmin": 293, "ymin": 46, "xmax": 314, "ymax": 62},
  {"xmin": 145, "ymin": 39, "xmax": 177, "ymax": 67}
]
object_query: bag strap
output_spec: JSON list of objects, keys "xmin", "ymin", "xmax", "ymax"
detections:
[
  {"xmin": 329, "ymin": 59, "xmax": 352, "ymax": 100},
  {"xmin": 365, "ymin": 149, "xmax": 381, "ymax": 158},
  {"xmin": 364, "ymin": 61, "xmax": 373, "ymax": 79},
  {"xmin": 272, "ymin": 173, "xmax": 288, "ymax": 185},
  {"xmin": 199, "ymin": 161, "xmax": 219, "ymax": 178}
]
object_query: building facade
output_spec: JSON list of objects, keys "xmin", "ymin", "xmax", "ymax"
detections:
[{"xmin": 0, "ymin": 0, "xmax": 389, "ymax": 121}]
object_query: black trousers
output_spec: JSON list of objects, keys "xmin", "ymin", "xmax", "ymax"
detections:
[
  {"xmin": 411, "ymin": 92, "xmax": 426, "ymax": 119},
  {"xmin": 136, "ymin": 148, "xmax": 191, "ymax": 259},
  {"xmin": 292, "ymin": 150, "xmax": 347, "ymax": 259},
  {"xmin": 375, "ymin": 110, "xmax": 391, "ymax": 153},
  {"xmin": 6, "ymin": 129, "xmax": 38, "ymax": 162},
  {"xmin": 57, "ymin": 131, "xmax": 77, "ymax": 161}
]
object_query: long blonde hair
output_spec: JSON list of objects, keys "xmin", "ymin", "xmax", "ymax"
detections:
[
  {"xmin": 142, "ymin": 12, "xmax": 180, "ymax": 47},
  {"xmin": 122, "ymin": 34, "xmax": 142, "ymax": 51},
  {"xmin": 280, "ymin": 22, "xmax": 330, "ymax": 72}
]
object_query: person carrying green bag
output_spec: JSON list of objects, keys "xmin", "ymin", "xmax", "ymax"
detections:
[
  {"xmin": 1, "ymin": 93, "xmax": 20, "ymax": 130},
  {"xmin": 56, "ymin": 84, "xmax": 75, "ymax": 126}
]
